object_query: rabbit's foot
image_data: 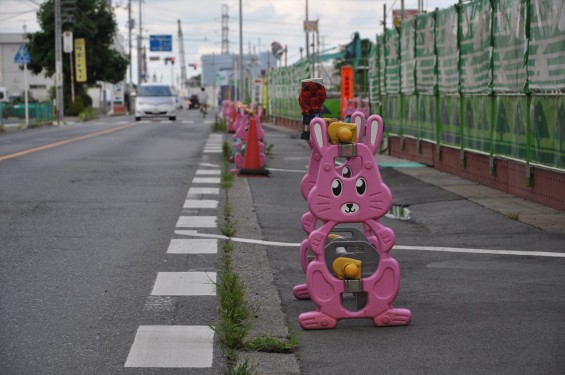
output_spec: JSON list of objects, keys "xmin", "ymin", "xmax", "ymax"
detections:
[
  {"xmin": 299, "ymin": 311, "xmax": 338, "ymax": 330},
  {"xmin": 292, "ymin": 283, "xmax": 310, "ymax": 300},
  {"xmin": 373, "ymin": 308, "xmax": 412, "ymax": 327}
]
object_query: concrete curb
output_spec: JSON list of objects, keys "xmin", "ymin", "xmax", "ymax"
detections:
[{"xmin": 227, "ymin": 175, "xmax": 300, "ymax": 375}]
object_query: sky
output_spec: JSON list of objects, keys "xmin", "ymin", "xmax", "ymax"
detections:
[{"xmin": 0, "ymin": 0, "xmax": 457, "ymax": 87}]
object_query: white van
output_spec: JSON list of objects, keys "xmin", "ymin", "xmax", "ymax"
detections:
[{"xmin": 134, "ymin": 83, "xmax": 177, "ymax": 121}]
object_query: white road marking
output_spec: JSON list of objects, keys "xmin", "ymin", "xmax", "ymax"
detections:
[
  {"xmin": 204, "ymin": 149, "xmax": 222, "ymax": 153},
  {"xmin": 167, "ymin": 239, "xmax": 218, "ymax": 254},
  {"xmin": 184, "ymin": 199, "xmax": 218, "ymax": 209},
  {"xmin": 196, "ymin": 169, "xmax": 221, "ymax": 175},
  {"xmin": 125, "ymin": 325, "xmax": 214, "ymax": 368},
  {"xmin": 176, "ymin": 216, "xmax": 217, "ymax": 228},
  {"xmin": 200, "ymin": 162, "xmax": 220, "ymax": 168},
  {"xmin": 151, "ymin": 272, "xmax": 216, "ymax": 296},
  {"xmin": 193, "ymin": 177, "xmax": 221, "ymax": 184},
  {"xmin": 187, "ymin": 187, "xmax": 219, "ymax": 195},
  {"xmin": 268, "ymin": 167, "xmax": 307, "ymax": 173},
  {"xmin": 174, "ymin": 230, "xmax": 565, "ymax": 258},
  {"xmin": 183, "ymin": 120, "xmax": 195, "ymax": 124}
]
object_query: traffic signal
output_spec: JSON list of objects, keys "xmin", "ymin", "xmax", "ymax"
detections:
[
  {"xmin": 171, "ymin": 57, "xmax": 175, "ymax": 65},
  {"xmin": 188, "ymin": 63, "xmax": 197, "ymax": 70}
]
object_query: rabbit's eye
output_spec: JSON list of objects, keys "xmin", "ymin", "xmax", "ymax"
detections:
[
  {"xmin": 356, "ymin": 178, "xmax": 367, "ymax": 195},
  {"xmin": 331, "ymin": 179, "xmax": 342, "ymax": 196},
  {"xmin": 342, "ymin": 166, "xmax": 352, "ymax": 178}
]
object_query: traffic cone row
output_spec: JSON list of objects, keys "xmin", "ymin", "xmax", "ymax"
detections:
[{"xmin": 228, "ymin": 104, "xmax": 269, "ymax": 176}]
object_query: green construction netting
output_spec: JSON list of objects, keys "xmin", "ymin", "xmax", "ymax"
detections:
[
  {"xmin": 528, "ymin": 0, "xmax": 565, "ymax": 92},
  {"xmin": 267, "ymin": 0, "xmax": 565, "ymax": 169},
  {"xmin": 493, "ymin": 0, "xmax": 528, "ymax": 93},
  {"xmin": 415, "ymin": 12, "xmax": 437, "ymax": 94}
]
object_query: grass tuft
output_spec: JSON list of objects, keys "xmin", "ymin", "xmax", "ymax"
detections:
[
  {"xmin": 508, "ymin": 212, "xmax": 520, "ymax": 221},
  {"xmin": 245, "ymin": 334, "xmax": 299, "ymax": 353}
]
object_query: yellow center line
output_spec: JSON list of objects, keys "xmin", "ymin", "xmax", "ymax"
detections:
[{"xmin": 0, "ymin": 121, "xmax": 141, "ymax": 161}]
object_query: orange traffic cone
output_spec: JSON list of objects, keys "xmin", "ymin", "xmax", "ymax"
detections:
[{"xmin": 238, "ymin": 117, "xmax": 270, "ymax": 176}]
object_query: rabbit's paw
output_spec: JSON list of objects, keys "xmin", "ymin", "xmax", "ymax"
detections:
[
  {"xmin": 299, "ymin": 311, "xmax": 337, "ymax": 330},
  {"xmin": 373, "ymin": 308, "xmax": 412, "ymax": 327},
  {"xmin": 292, "ymin": 283, "xmax": 310, "ymax": 300}
]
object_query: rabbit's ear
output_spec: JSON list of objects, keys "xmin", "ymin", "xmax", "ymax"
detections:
[
  {"xmin": 365, "ymin": 115, "xmax": 384, "ymax": 154},
  {"xmin": 310, "ymin": 117, "xmax": 328, "ymax": 154},
  {"xmin": 351, "ymin": 111, "xmax": 366, "ymax": 140}
]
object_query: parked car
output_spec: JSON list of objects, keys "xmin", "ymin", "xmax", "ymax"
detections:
[
  {"xmin": 188, "ymin": 94, "xmax": 199, "ymax": 109},
  {"xmin": 135, "ymin": 83, "xmax": 176, "ymax": 121}
]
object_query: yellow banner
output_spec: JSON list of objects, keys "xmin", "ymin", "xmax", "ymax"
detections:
[{"xmin": 74, "ymin": 38, "xmax": 87, "ymax": 82}]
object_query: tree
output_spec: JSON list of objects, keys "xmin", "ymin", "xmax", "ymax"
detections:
[{"xmin": 26, "ymin": 0, "xmax": 128, "ymax": 113}]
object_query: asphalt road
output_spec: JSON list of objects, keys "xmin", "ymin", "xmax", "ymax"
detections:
[{"xmin": 0, "ymin": 110, "xmax": 224, "ymax": 374}]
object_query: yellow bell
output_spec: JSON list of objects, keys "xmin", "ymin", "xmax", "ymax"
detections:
[
  {"xmin": 332, "ymin": 257, "xmax": 362, "ymax": 280},
  {"xmin": 327, "ymin": 122, "xmax": 357, "ymax": 144}
]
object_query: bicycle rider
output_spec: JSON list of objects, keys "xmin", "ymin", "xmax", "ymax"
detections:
[{"xmin": 197, "ymin": 87, "xmax": 209, "ymax": 115}]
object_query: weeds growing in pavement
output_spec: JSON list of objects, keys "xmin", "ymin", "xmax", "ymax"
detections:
[
  {"xmin": 214, "ymin": 116, "xmax": 227, "ymax": 133},
  {"xmin": 245, "ymin": 334, "xmax": 299, "ymax": 353},
  {"xmin": 508, "ymin": 212, "xmax": 520, "ymax": 220},
  {"xmin": 219, "ymin": 204, "xmax": 237, "ymax": 237},
  {"xmin": 222, "ymin": 159, "xmax": 234, "ymax": 189},
  {"xmin": 216, "ymin": 158, "xmax": 298, "ymax": 374},
  {"xmin": 226, "ymin": 358, "xmax": 257, "ymax": 375},
  {"xmin": 213, "ymin": 248, "xmax": 254, "ymax": 359}
]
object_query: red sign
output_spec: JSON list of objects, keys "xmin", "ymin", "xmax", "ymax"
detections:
[{"xmin": 341, "ymin": 66, "xmax": 354, "ymax": 117}]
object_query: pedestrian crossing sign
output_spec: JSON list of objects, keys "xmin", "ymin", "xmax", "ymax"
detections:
[{"xmin": 14, "ymin": 44, "xmax": 31, "ymax": 64}]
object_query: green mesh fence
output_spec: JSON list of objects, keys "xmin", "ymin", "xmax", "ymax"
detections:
[
  {"xmin": 267, "ymin": 61, "xmax": 311, "ymax": 120},
  {"xmin": 267, "ymin": 0, "xmax": 564, "ymax": 170},
  {"xmin": 370, "ymin": 0, "xmax": 564, "ymax": 170}
]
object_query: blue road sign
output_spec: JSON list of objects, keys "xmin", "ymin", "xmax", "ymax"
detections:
[
  {"xmin": 14, "ymin": 44, "xmax": 31, "ymax": 64},
  {"xmin": 149, "ymin": 35, "xmax": 172, "ymax": 52}
]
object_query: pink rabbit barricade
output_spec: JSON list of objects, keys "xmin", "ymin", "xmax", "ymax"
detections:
[
  {"xmin": 296, "ymin": 114, "xmax": 411, "ymax": 330},
  {"xmin": 343, "ymin": 97, "xmax": 370, "ymax": 122},
  {"xmin": 294, "ymin": 111, "xmax": 368, "ymax": 300}
]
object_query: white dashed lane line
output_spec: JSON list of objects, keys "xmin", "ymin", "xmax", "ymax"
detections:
[
  {"xmin": 188, "ymin": 187, "xmax": 220, "ymax": 195},
  {"xmin": 125, "ymin": 133, "xmax": 223, "ymax": 370},
  {"xmin": 167, "ymin": 239, "xmax": 218, "ymax": 254},
  {"xmin": 125, "ymin": 326, "xmax": 214, "ymax": 368},
  {"xmin": 176, "ymin": 216, "xmax": 217, "ymax": 228},
  {"xmin": 151, "ymin": 272, "xmax": 217, "ymax": 296}
]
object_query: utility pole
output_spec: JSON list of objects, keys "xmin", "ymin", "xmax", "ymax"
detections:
[
  {"xmin": 383, "ymin": 3, "xmax": 387, "ymax": 35},
  {"xmin": 128, "ymin": 0, "xmax": 132, "ymax": 93},
  {"xmin": 137, "ymin": 0, "xmax": 143, "ymax": 86},
  {"xmin": 305, "ymin": 0, "xmax": 309, "ymax": 59},
  {"xmin": 221, "ymin": 4, "xmax": 229, "ymax": 54},
  {"xmin": 178, "ymin": 20, "xmax": 187, "ymax": 90},
  {"xmin": 239, "ymin": 0, "xmax": 243, "ymax": 102},
  {"xmin": 54, "ymin": 0, "xmax": 63, "ymax": 125}
]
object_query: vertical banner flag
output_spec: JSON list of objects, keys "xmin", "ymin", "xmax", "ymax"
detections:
[
  {"xmin": 341, "ymin": 65, "xmax": 354, "ymax": 117},
  {"xmin": 74, "ymin": 38, "xmax": 87, "ymax": 82}
]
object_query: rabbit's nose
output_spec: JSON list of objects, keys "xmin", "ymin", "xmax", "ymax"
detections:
[{"xmin": 346, "ymin": 203, "xmax": 354, "ymax": 209}]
